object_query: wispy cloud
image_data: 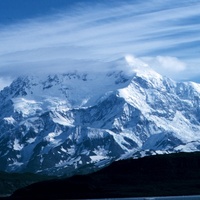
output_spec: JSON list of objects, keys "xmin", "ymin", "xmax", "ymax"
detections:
[
  {"xmin": 0, "ymin": 0, "xmax": 199, "ymax": 88},
  {"xmin": 141, "ymin": 56, "xmax": 187, "ymax": 79}
]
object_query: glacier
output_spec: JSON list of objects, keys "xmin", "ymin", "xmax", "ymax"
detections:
[{"xmin": 0, "ymin": 56, "xmax": 200, "ymax": 176}]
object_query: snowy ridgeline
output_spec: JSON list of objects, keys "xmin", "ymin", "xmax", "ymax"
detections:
[{"xmin": 0, "ymin": 56, "xmax": 200, "ymax": 175}]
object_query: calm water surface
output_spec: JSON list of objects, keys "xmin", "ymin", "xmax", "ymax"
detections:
[{"xmin": 86, "ymin": 195, "xmax": 200, "ymax": 200}]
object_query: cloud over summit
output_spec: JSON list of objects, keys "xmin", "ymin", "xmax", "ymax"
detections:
[{"xmin": 0, "ymin": 0, "xmax": 199, "ymax": 89}]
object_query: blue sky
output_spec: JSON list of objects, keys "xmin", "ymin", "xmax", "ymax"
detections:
[{"xmin": 0, "ymin": 0, "xmax": 200, "ymax": 89}]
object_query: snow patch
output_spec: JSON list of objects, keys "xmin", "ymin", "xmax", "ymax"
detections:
[
  {"xmin": 27, "ymin": 137, "xmax": 36, "ymax": 143},
  {"xmin": 52, "ymin": 112, "xmax": 74, "ymax": 126},
  {"xmin": 13, "ymin": 139, "xmax": 23, "ymax": 151},
  {"xmin": 90, "ymin": 155, "xmax": 107, "ymax": 162},
  {"xmin": 190, "ymin": 82, "xmax": 200, "ymax": 93},
  {"xmin": 4, "ymin": 117, "xmax": 16, "ymax": 124},
  {"xmin": 60, "ymin": 146, "xmax": 67, "ymax": 153},
  {"xmin": 12, "ymin": 98, "xmax": 42, "ymax": 116}
]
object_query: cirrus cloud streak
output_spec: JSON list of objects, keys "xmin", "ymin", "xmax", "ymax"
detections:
[{"xmin": 0, "ymin": 0, "xmax": 200, "ymax": 89}]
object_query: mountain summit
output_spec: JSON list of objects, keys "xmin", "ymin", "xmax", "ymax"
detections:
[{"xmin": 0, "ymin": 56, "xmax": 200, "ymax": 176}]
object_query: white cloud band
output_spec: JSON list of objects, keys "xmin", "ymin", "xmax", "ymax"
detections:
[{"xmin": 0, "ymin": 0, "xmax": 199, "ymax": 85}]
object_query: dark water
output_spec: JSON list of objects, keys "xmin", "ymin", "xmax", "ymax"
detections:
[
  {"xmin": 129, "ymin": 196, "xmax": 200, "ymax": 200},
  {"xmin": 127, "ymin": 196, "xmax": 200, "ymax": 200},
  {"xmin": 130, "ymin": 196, "xmax": 199, "ymax": 200},
  {"xmin": 87, "ymin": 196, "xmax": 200, "ymax": 200}
]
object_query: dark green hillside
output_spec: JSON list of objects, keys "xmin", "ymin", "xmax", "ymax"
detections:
[
  {"xmin": 0, "ymin": 172, "xmax": 54, "ymax": 197},
  {"xmin": 5, "ymin": 152, "xmax": 200, "ymax": 199}
]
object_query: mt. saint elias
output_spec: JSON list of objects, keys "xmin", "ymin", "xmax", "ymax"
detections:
[{"xmin": 0, "ymin": 56, "xmax": 200, "ymax": 176}]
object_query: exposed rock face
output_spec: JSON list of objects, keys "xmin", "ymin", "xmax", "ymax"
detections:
[{"xmin": 1, "ymin": 57, "xmax": 200, "ymax": 176}]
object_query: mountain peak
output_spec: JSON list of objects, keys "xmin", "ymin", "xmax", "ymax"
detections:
[
  {"xmin": 1, "ymin": 57, "xmax": 200, "ymax": 176},
  {"xmin": 0, "ymin": 69, "xmax": 133, "ymax": 114},
  {"xmin": 123, "ymin": 55, "xmax": 164, "ymax": 89}
]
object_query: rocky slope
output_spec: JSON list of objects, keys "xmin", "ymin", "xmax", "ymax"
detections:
[{"xmin": 0, "ymin": 56, "xmax": 200, "ymax": 176}]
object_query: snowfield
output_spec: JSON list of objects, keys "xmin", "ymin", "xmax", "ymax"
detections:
[{"xmin": 0, "ymin": 56, "xmax": 200, "ymax": 175}]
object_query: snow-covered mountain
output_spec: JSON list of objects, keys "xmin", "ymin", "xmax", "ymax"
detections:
[{"xmin": 1, "ymin": 56, "xmax": 200, "ymax": 176}]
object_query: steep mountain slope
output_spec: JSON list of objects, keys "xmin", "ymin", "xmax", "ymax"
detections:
[{"xmin": 0, "ymin": 56, "xmax": 200, "ymax": 176}]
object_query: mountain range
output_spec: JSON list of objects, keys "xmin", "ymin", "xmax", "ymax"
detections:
[{"xmin": 0, "ymin": 55, "xmax": 200, "ymax": 176}]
